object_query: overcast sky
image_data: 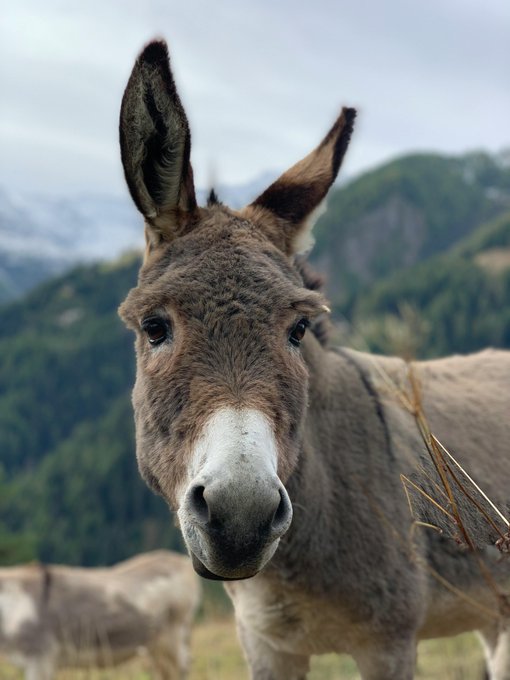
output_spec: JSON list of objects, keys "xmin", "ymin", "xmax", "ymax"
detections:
[{"xmin": 1, "ymin": 0, "xmax": 509, "ymax": 199}]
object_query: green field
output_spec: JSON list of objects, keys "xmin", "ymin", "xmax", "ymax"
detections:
[{"xmin": 0, "ymin": 615, "xmax": 485, "ymax": 679}]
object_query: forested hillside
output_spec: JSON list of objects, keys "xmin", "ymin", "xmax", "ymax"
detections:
[
  {"xmin": 1, "ymin": 149, "xmax": 509, "ymax": 568},
  {"xmin": 349, "ymin": 210, "xmax": 510, "ymax": 357},
  {"xmin": 311, "ymin": 150, "xmax": 510, "ymax": 312},
  {"xmin": 0, "ymin": 255, "xmax": 182, "ymax": 565}
]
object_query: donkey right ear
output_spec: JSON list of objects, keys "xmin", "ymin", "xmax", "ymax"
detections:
[{"xmin": 119, "ymin": 40, "xmax": 197, "ymax": 248}]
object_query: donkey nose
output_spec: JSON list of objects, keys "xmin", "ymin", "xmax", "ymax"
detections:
[
  {"xmin": 269, "ymin": 486, "xmax": 293, "ymax": 538},
  {"xmin": 185, "ymin": 478, "xmax": 292, "ymax": 540},
  {"xmin": 187, "ymin": 484, "xmax": 209, "ymax": 524}
]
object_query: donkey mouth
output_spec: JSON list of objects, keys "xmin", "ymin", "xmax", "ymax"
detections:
[
  {"xmin": 190, "ymin": 551, "xmax": 255, "ymax": 581},
  {"xmin": 185, "ymin": 528, "xmax": 281, "ymax": 581}
]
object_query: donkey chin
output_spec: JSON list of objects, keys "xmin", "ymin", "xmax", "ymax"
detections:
[
  {"xmin": 181, "ymin": 520, "xmax": 285, "ymax": 581},
  {"xmin": 176, "ymin": 408, "xmax": 294, "ymax": 580}
]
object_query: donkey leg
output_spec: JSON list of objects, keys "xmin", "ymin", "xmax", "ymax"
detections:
[
  {"xmin": 148, "ymin": 625, "xmax": 184, "ymax": 680},
  {"xmin": 238, "ymin": 624, "xmax": 310, "ymax": 680},
  {"xmin": 24, "ymin": 655, "xmax": 56, "ymax": 680},
  {"xmin": 478, "ymin": 625, "xmax": 498, "ymax": 680},
  {"xmin": 479, "ymin": 625, "xmax": 510, "ymax": 680},
  {"xmin": 353, "ymin": 637, "xmax": 417, "ymax": 680}
]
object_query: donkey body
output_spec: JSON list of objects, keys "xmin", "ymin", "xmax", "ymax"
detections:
[
  {"xmin": 0, "ymin": 551, "xmax": 199, "ymax": 680},
  {"xmin": 118, "ymin": 41, "xmax": 510, "ymax": 679},
  {"xmin": 227, "ymin": 348, "xmax": 510, "ymax": 679}
]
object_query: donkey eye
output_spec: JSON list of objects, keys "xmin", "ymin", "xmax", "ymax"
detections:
[
  {"xmin": 289, "ymin": 318, "xmax": 309, "ymax": 348},
  {"xmin": 141, "ymin": 317, "xmax": 170, "ymax": 346}
]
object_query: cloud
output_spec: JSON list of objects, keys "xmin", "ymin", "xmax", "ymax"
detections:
[{"xmin": 1, "ymin": 0, "xmax": 509, "ymax": 196}]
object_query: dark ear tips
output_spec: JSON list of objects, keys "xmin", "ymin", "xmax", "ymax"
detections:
[
  {"xmin": 330, "ymin": 107, "xmax": 357, "ymax": 176},
  {"xmin": 138, "ymin": 39, "xmax": 169, "ymax": 66},
  {"xmin": 135, "ymin": 40, "xmax": 175, "ymax": 96},
  {"xmin": 341, "ymin": 108, "xmax": 357, "ymax": 146},
  {"xmin": 207, "ymin": 188, "xmax": 220, "ymax": 206},
  {"xmin": 344, "ymin": 107, "xmax": 357, "ymax": 124}
]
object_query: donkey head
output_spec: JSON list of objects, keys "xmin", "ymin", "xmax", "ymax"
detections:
[{"xmin": 119, "ymin": 40, "xmax": 355, "ymax": 580}]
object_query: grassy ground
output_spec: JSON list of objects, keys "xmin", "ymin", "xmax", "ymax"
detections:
[
  {"xmin": 189, "ymin": 617, "xmax": 485, "ymax": 680},
  {"xmin": 0, "ymin": 615, "xmax": 486, "ymax": 679}
]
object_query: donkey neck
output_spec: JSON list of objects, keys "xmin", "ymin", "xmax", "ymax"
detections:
[{"xmin": 271, "ymin": 336, "xmax": 397, "ymax": 596}]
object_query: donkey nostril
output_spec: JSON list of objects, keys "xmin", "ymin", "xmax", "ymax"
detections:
[
  {"xmin": 271, "ymin": 488, "xmax": 292, "ymax": 535},
  {"xmin": 189, "ymin": 485, "xmax": 209, "ymax": 524}
]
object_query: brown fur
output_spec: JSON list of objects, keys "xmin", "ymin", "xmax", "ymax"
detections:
[
  {"xmin": 118, "ymin": 40, "xmax": 510, "ymax": 680},
  {"xmin": 120, "ymin": 206, "xmax": 327, "ymax": 498}
]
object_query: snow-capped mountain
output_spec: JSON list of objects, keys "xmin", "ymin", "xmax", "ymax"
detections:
[{"xmin": 0, "ymin": 173, "xmax": 275, "ymax": 302}]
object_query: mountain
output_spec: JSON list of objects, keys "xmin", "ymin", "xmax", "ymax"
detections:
[
  {"xmin": 311, "ymin": 150, "xmax": 510, "ymax": 312},
  {"xmin": 349, "ymin": 210, "xmax": 510, "ymax": 358},
  {"xmin": 0, "ymin": 175, "xmax": 274, "ymax": 303},
  {"xmin": 0, "ymin": 254, "xmax": 182, "ymax": 565},
  {"xmin": 1, "ymin": 149, "xmax": 510, "ymax": 567},
  {"xmin": 0, "ymin": 187, "xmax": 142, "ymax": 302},
  {"xmin": 2, "ymin": 150, "xmax": 509, "ymax": 307}
]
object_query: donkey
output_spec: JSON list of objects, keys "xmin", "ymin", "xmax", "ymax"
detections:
[
  {"xmin": 118, "ymin": 40, "xmax": 510, "ymax": 679},
  {"xmin": 0, "ymin": 550, "xmax": 200, "ymax": 680}
]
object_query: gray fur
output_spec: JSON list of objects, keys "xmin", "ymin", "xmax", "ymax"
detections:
[
  {"xmin": 225, "ymin": 343, "xmax": 510, "ymax": 679},
  {"xmin": 0, "ymin": 551, "xmax": 200, "ymax": 680}
]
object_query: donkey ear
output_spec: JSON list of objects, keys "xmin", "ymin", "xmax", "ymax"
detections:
[
  {"xmin": 119, "ymin": 40, "xmax": 197, "ymax": 246},
  {"xmin": 242, "ymin": 107, "xmax": 356, "ymax": 256}
]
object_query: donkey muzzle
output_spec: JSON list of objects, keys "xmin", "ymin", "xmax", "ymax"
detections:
[
  {"xmin": 176, "ymin": 407, "xmax": 293, "ymax": 579},
  {"xmin": 180, "ymin": 475, "xmax": 292, "ymax": 580}
]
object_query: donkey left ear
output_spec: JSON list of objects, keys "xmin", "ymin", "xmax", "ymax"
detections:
[
  {"xmin": 241, "ymin": 107, "xmax": 356, "ymax": 256},
  {"xmin": 119, "ymin": 40, "xmax": 197, "ymax": 250}
]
